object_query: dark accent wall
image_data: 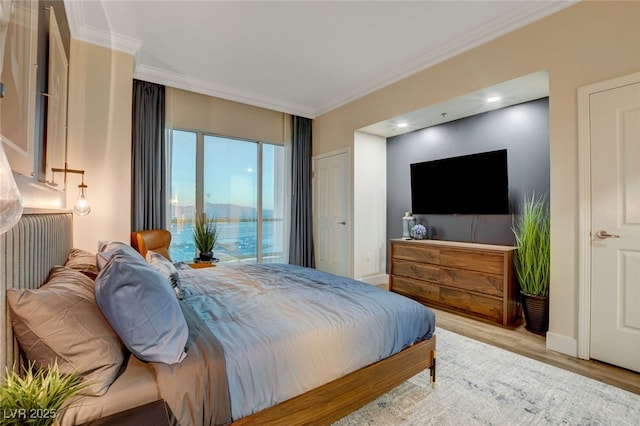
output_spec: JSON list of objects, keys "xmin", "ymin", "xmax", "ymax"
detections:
[{"xmin": 387, "ymin": 97, "xmax": 550, "ymax": 249}]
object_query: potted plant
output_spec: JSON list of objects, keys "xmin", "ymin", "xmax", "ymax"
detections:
[
  {"xmin": 0, "ymin": 361, "xmax": 86, "ymax": 426},
  {"xmin": 193, "ymin": 212, "xmax": 218, "ymax": 262},
  {"xmin": 512, "ymin": 192, "xmax": 550, "ymax": 334}
]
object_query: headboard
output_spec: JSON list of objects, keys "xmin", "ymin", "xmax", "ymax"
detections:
[{"xmin": 0, "ymin": 211, "xmax": 73, "ymax": 378}]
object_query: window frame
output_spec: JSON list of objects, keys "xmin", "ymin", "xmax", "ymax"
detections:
[{"xmin": 168, "ymin": 128, "xmax": 286, "ymax": 263}]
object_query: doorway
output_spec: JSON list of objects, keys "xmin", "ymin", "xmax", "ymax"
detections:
[
  {"xmin": 578, "ymin": 72, "xmax": 640, "ymax": 373},
  {"xmin": 313, "ymin": 149, "xmax": 351, "ymax": 277}
]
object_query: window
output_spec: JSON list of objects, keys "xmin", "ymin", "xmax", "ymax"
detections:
[{"xmin": 169, "ymin": 130, "xmax": 287, "ymax": 263}]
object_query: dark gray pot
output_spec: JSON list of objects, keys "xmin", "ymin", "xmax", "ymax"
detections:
[
  {"xmin": 521, "ymin": 292, "xmax": 549, "ymax": 334},
  {"xmin": 199, "ymin": 251, "xmax": 213, "ymax": 262}
]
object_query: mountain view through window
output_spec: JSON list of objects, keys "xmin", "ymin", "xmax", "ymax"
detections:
[{"xmin": 170, "ymin": 130, "xmax": 286, "ymax": 263}]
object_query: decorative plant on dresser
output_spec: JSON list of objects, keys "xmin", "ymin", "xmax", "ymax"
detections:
[{"xmin": 512, "ymin": 193, "xmax": 550, "ymax": 334}]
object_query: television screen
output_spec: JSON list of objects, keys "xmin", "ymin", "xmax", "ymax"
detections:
[{"xmin": 410, "ymin": 149, "xmax": 509, "ymax": 214}]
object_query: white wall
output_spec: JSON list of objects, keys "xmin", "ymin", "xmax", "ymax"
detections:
[
  {"xmin": 13, "ymin": 172, "xmax": 65, "ymax": 210},
  {"xmin": 353, "ymin": 131, "xmax": 387, "ymax": 283},
  {"xmin": 66, "ymin": 39, "xmax": 133, "ymax": 251}
]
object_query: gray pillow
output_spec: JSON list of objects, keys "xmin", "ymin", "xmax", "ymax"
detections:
[
  {"xmin": 65, "ymin": 248, "xmax": 100, "ymax": 279},
  {"xmin": 146, "ymin": 250, "xmax": 184, "ymax": 300},
  {"xmin": 7, "ymin": 266, "xmax": 125, "ymax": 396},
  {"xmin": 95, "ymin": 252, "xmax": 188, "ymax": 364},
  {"xmin": 97, "ymin": 241, "xmax": 146, "ymax": 270}
]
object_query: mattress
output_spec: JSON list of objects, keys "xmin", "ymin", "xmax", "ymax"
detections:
[
  {"xmin": 178, "ymin": 263, "xmax": 436, "ymax": 420},
  {"xmin": 59, "ymin": 355, "xmax": 159, "ymax": 426}
]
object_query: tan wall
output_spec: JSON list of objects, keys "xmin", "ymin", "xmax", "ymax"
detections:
[
  {"xmin": 66, "ymin": 39, "xmax": 133, "ymax": 251},
  {"xmin": 313, "ymin": 1, "xmax": 640, "ymax": 349},
  {"xmin": 168, "ymin": 87, "xmax": 287, "ymax": 144}
]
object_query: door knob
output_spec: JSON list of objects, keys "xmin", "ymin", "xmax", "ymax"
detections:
[
  {"xmin": 337, "ymin": 221, "xmax": 346, "ymax": 225},
  {"xmin": 595, "ymin": 230, "xmax": 620, "ymax": 239}
]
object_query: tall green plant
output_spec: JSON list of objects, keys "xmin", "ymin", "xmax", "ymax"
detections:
[
  {"xmin": 193, "ymin": 212, "xmax": 218, "ymax": 254},
  {"xmin": 0, "ymin": 361, "xmax": 87, "ymax": 426},
  {"xmin": 512, "ymin": 193, "xmax": 550, "ymax": 297}
]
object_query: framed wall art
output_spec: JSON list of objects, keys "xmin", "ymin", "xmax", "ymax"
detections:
[
  {"xmin": 44, "ymin": 5, "xmax": 67, "ymax": 183},
  {"xmin": 0, "ymin": 0, "xmax": 39, "ymax": 177}
]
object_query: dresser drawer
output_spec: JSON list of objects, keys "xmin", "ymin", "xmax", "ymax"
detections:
[
  {"xmin": 392, "ymin": 259, "xmax": 439, "ymax": 282},
  {"xmin": 439, "ymin": 286, "xmax": 504, "ymax": 323},
  {"xmin": 439, "ymin": 267, "xmax": 504, "ymax": 297},
  {"xmin": 392, "ymin": 243, "xmax": 439, "ymax": 264},
  {"xmin": 439, "ymin": 248, "xmax": 505, "ymax": 275},
  {"xmin": 390, "ymin": 275, "xmax": 439, "ymax": 304}
]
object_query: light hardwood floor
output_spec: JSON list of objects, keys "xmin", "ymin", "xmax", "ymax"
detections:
[{"xmin": 430, "ymin": 307, "xmax": 640, "ymax": 395}]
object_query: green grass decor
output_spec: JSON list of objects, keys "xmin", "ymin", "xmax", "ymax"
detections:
[
  {"xmin": 193, "ymin": 212, "xmax": 218, "ymax": 255},
  {"xmin": 0, "ymin": 361, "xmax": 87, "ymax": 426},
  {"xmin": 512, "ymin": 193, "xmax": 550, "ymax": 297}
]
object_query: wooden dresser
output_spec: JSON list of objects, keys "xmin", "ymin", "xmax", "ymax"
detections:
[{"xmin": 390, "ymin": 239, "xmax": 520, "ymax": 326}]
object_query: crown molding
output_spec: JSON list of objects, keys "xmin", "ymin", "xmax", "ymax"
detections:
[
  {"xmin": 312, "ymin": 0, "xmax": 578, "ymax": 116},
  {"xmin": 73, "ymin": 24, "xmax": 143, "ymax": 57},
  {"xmin": 63, "ymin": 0, "xmax": 142, "ymax": 57},
  {"xmin": 134, "ymin": 64, "xmax": 316, "ymax": 118},
  {"xmin": 63, "ymin": 0, "xmax": 577, "ymax": 118}
]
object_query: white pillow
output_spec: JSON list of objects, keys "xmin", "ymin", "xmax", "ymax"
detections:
[{"xmin": 146, "ymin": 250, "xmax": 184, "ymax": 300}]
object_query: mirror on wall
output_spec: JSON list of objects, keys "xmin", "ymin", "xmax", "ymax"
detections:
[
  {"xmin": 44, "ymin": 5, "xmax": 67, "ymax": 184},
  {"xmin": 0, "ymin": 0, "xmax": 38, "ymax": 177}
]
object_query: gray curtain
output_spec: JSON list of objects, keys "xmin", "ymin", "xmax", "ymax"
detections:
[
  {"xmin": 289, "ymin": 116, "xmax": 315, "ymax": 267},
  {"xmin": 131, "ymin": 79, "xmax": 166, "ymax": 231}
]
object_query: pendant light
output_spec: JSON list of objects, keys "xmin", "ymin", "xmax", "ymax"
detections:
[
  {"xmin": 51, "ymin": 164, "xmax": 91, "ymax": 216},
  {"xmin": 73, "ymin": 176, "xmax": 91, "ymax": 216}
]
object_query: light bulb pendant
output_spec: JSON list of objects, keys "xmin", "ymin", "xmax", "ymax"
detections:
[{"xmin": 73, "ymin": 183, "xmax": 91, "ymax": 216}]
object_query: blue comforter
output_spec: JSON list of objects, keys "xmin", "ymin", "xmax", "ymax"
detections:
[{"xmin": 179, "ymin": 263, "xmax": 435, "ymax": 420}]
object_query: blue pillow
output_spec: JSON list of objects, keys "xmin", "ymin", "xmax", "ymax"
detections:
[
  {"xmin": 95, "ymin": 252, "xmax": 188, "ymax": 364},
  {"xmin": 97, "ymin": 241, "xmax": 146, "ymax": 270}
]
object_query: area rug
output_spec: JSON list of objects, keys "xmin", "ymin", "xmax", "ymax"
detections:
[{"xmin": 334, "ymin": 328, "xmax": 640, "ymax": 425}]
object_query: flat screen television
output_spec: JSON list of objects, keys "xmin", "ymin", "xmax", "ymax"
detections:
[{"xmin": 410, "ymin": 149, "xmax": 509, "ymax": 214}]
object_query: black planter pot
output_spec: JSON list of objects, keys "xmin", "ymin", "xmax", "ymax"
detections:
[
  {"xmin": 521, "ymin": 292, "xmax": 549, "ymax": 334},
  {"xmin": 199, "ymin": 251, "xmax": 213, "ymax": 262}
]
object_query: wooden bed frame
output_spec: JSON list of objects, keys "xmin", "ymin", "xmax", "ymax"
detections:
[
  {"xmin": 234, "ymin": 337, "xmax": 436, "ymax": 425},
  {"xmin": 1, "ymin": 212, "xmax": 437, "ymax": 424}
]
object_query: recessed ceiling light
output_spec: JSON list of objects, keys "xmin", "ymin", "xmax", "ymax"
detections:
[
  {"xmin": 397, "ymin": 122, "xmax": 408, "ymax": 128},
  {"xmin": 487, "ymin": 96, "xmax": 501, "ymax": 103}
]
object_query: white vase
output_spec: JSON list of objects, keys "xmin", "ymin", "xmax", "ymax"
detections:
[{"xmin": 402, "ymin": 213, "xmax": 415, "ymax": 239}]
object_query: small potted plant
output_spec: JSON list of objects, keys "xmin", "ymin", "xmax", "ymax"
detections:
[
  {"xmin": 512, "ymin": 192, "xmax": 550, "ymax": 333},
  {"xmin": 193, "ymin": 212, "xmax": 218, "ymax": 262},
  {"xmin": 0, "ymin": 361, "xmax": 86, "ymax": 426}
]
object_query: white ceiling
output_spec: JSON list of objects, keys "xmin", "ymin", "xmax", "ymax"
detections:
[
  {"xmin": 360, "ymin": 69, "xmax": 549, "ymax": 137},
  {"xmin": 63, "ymin": 1, "xmax": 573, "ymax": 119}
]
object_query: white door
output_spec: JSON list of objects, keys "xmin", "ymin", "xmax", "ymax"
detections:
[
  {"xmin": 589, "ymin": 80, "xmax": 640, "ymax": 373},
  {"xmin": 314, "ymin": 151, "xmax": 350, "ymax": 277}
]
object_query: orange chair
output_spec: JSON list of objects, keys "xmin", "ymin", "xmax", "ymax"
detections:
[{"xmin": 131, "ymin": 229, "xmax": 172, "ymax": 261}]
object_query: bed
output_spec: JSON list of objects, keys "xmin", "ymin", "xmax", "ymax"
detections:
[{"xmin": 1, "ymin": 212, "xmax": 437, "ymax": 425}]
